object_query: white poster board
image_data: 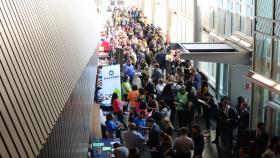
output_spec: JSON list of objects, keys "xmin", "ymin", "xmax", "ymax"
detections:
[{"xmin": 101, "ymin": 64, "xmax": 122, "ymax": 99}]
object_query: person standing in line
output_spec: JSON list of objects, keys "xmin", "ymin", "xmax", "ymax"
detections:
[
  {"xmin": 238, "ymin": 102, "xmax": 250, "ymax": 131},
  {"xmin": 191, "ymin": 68, "xmax": 201, "ymax": 91},
  {"xmin": 105, "ymin": 113, "xmax": 120, "ymax": 138},
  {"xmin": 122, "ymin": 123, "xmax": 145, "ymax": 151},
  {"xmin": 161, "ymin": 84, "xmax": 176, "ymax": 123},
  {"xmin": 156, "ymin": 78, "xmax": 166, "ymax": 98},
  {"xmin": 123, "ymin": 60, "xmax": 135, "ymax": 82},
  {"xmin": 162, "ymin": 117, "xmax": 174, "ymax": 137},
  {"xmin": 173, "ymin": 127, "xmax": 194, "ymax": 158},
  {"xmin": 151, "ymin": 63, "xmax": 163, "ymax": 85},
  {"xmin": 127, "ymin": 85, "xmax": 140, "ymax": 110},
  {"xmin": 191, "ymin": 125, "xmax": 205, "ymax": 157},
  {"xmin": 176, "ymin": 86, "xmax": 188, "ymax": 127},
  {"xmin": 133, "ymin": 111, "xmax": 148, "ymax": 136},
  {"xmin": 111, "ymin": 93, "xmax": 126, "ymax": 128},
  {"xmin": 220, "ymin": 96, "xmax": 238, "ymax": 152},
  {"xmin": 156, "ymin": 45, "xmax": 167, "ymax": 71},
  {"xmin": 249, "ymin": 122, "xmax": 269, "ymax": 157},
  {"xmin": 146, "ymin": 118, "xmax": 162, "ymax": 150},
  {"xmin": 112, "ymin": 143, "xmax": 129, "ymax": 158}
]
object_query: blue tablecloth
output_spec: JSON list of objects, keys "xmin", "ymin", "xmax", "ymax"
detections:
[{"xmin": 91, "ymin": 138, "xmax": 121, "ymax": 158}]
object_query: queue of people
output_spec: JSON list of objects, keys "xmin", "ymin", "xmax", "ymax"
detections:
[{"xmin": 99, "ymin": 7, "xmax": 280, "ymax": 158}]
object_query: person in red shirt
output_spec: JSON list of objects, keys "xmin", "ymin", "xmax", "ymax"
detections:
[
  {"xmin": 111, "ymin": 93, "xmax": 126, "ymax": 128},
  {"xmin": 102, "ymin": 39, "xmax": 111, "ymax": 52}
]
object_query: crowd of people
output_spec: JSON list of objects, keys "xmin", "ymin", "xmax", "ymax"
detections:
[{"xmin": 98, "ymin": 7, "xmax": 280, "ymax": 158}]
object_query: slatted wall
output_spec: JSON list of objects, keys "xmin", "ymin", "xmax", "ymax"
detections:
[{"xmin": 0, "ymin": 0, "xmax": 100, "ymax": 157}]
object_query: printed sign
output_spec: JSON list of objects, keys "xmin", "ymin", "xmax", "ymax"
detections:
[{"xmin": 101, "ymin": 64, "xmax": 122, "ymax": 99}]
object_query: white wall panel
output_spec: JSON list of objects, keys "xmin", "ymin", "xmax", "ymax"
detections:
[{"xmin": 0, "ymin": 0, "xmax": 100, "ymax": 157}]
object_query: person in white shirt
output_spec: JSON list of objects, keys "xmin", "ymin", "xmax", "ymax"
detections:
[
  {"xmin": 132, "ymin": 73, "xmax": 142, "ymax": 89},
  {"xmin": 156, "ymin": 78, "xmax": 166, "ymax": 96}
]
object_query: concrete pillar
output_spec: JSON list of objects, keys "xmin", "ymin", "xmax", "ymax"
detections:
[
  {"xmin": 166, "ymin": 0, "xmax": 173, "ymax": 43},
  {"xmin": 140, "ymin": 0, "xmax": 145, "ymax": 11},
  {"xmin": 152, "ymin": 0, "xmax": 157, "ymax": 24},
  {"xmin": 193, "ymin": 0, "xmax": 202, "ymax": 68},
  {"xmin": 193, "ymin": 0, "xmax": 202, "ymax": 42}
]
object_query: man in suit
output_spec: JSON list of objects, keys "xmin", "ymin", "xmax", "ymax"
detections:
[
  {"xmin": 220, "ymin": 96, "xmax": 238, "ymax": 152},
  {"xmin": 238, "ymin": 102, "xmax": 250, "ymax": 130},
  {"xmin": 249, "ymin": 122, "xmax": 269, "ymax": 158}
]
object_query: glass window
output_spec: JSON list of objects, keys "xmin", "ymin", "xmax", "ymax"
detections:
[
  {"xmin": 225, "ymin": 11, "xmax": 233, "ymax": 35},
  {"xmin": 246, "ymin": 6, "xmax": 253, "ymax": 17},
  {"xmin": 251, "ymin": 85, "xmax": 270, "ymax": 129},
  {"xmin": 218, "ymin": 0, "xmax": 223, "ymax": 8},
  {"xmin": 276, "ymin": 112, "xmax": 280, "ymax": 136},
  {"xmin": 221, "ymin": 64, "xmax": 228, "ymax": 96},
  {"xmin": 276, "ymin": 0, "xmax": 280, "ymax": 20},
  {"xmin": 227, "ymin": 1, "xmax": 233, "ymax": 11},
  {"xmin": 256, "ymin": 18, "xmax": 273, "ymax": 34},
  {"xmin": 272, "ymin": 39, "xmax": 280, "ymax": 102},
  {"xmin": 247, "ymin": 0, "xmax": 253, "ymax": 5},
  {"xmin": 256, "ymin": 0, "xmax": 273, "ymax": 18},
  {"xmin": 275, "ymin": 22, "xmax": 280, "ymax": 37},
  {"xmin": 236, "ymin": 3, "xmax": 241, "ymax": 13},
  {"xmin": 245, "ymin": 18, "xmax": 253, "ymax": 36},
  {"xmin": 254, "ymin": 34, "xmax": 272, "ymax": 78},
  {"xmin": 240, "ymin": 16, "xmax": 246, "ymax": 32}
]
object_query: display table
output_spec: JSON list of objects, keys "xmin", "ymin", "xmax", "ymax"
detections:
[
  {"xmin": 91, "ymin": 138, "xmax": 121, "ymax": 158},
  {"xmin": 100, "ymin": 100, "xmax": 128, "ymax": 111}
]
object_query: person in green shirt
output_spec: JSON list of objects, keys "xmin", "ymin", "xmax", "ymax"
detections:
[
  {"xmin": 122, "ymin": 75, "xmax": 131, "ymax": 101},
  {"xmin": 176, "ymin": 86, "xmax": 188, "ymax": 127}
]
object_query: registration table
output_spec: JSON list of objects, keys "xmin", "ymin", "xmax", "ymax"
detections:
[{"xmin": 91, "ymin": 138, "xmax": 121, "ymax": 158}]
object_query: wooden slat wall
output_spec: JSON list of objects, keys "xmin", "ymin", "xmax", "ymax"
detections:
[{"xmin": 0, "ymin": 0, "xmax": 100, "ymax": 157}]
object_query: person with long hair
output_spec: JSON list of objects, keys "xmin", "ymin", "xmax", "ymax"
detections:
[
  {"xmin": 162, "ymin": 117, "xmax": 174, "ymax": 136},
  {"xmin": 161, "ymin": 83, "xmax": 176, "ymax": 123},
  {"xmin": 111, "ymin": 93, "xmax": 126, "ymax": 128}
]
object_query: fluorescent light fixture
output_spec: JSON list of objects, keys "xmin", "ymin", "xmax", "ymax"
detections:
[
  {"xmin": 274, "ymin": 84, "xmax": 280, "ymax": 91},
  {"xmin": 239, "ymin": 40, "xmax": 252, "ymax": 48},
  {"xmin": 216, "ymin": 36, "xmax": 226, "ymax": 41},
  {"xmin": 230, "ymin": 35, "xmax": 240, "ymax": 42},
  {"xmin": 209, "ymin": 32, "xmax": 217, "ymax": 37},
  {"xmin": 251, "ymin": 73, "xmax": 276, "ymax": 86}
]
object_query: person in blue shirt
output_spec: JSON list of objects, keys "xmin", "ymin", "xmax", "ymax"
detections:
[
  {"xmin": 133, "ymin": 111, "xmax": 148, "ymax": 136},
  {"xmin": 105, "ymin": 113, "xmax": 119, "ymax": 138},
  {"xmin": 123, "ymin": 60, "xmax": 135, "ymax": 82},
  {"xmin": 191, "ymin": 68, "xmax": 201, "ymax": 91}
]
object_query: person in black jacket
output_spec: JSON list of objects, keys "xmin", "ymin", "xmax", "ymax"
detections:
[
  {"xmin": 220, "ymin": 96, "xmax": 239, "ymax": 152},
  {"xmin": 212, "ymin": 96, "xmax": 230, "ymax": 144},
  {"xmin": 142, "ymin": 77, "xmax": 155, "ymax": 97},
  {"xmin": 191, "ymin": 125, "xmax": 205, "ymax": 157},
  {"xmin": 249, "ymin": 122, "xmax": 269, "ymax": 158},
  {"xmin": 238, "ymin": 102, "xmax": 250, "ymax": 131},
  {"xmin": 161, "ymin": 84, "xmax": 176, "ymax": 123},
  {"xmin": 146, "ymin": 118, "xmax": 161, "ymax": 149}
]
